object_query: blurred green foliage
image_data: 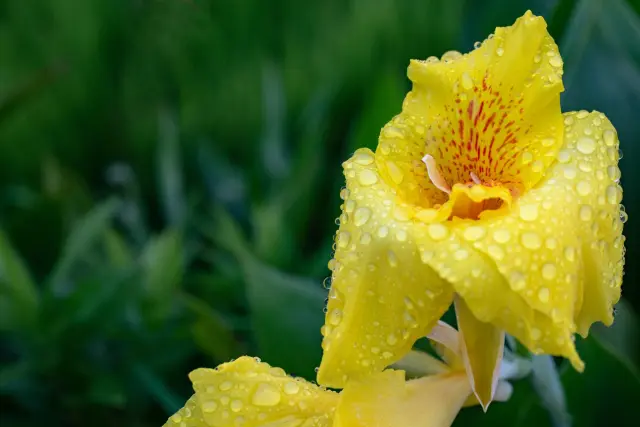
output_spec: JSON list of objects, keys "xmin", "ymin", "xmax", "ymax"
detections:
[{"xmin": 1, "ymin": 0, "xmax": 639, "ymax": 426}]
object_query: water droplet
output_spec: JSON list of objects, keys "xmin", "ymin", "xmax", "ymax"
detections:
[
  {"xmin": 576, "ymin": 137, "xmax": 596, "ymax": 154},
  {"xmin": 384, "ymin": 127, "xmax": 403, "ymax": 139},
  {"xmin": 386, "ymin": 161, "xmax": 404, "ymax": 184},
  {"xmin": 378, "ymin": 226, "xmax": 389, "ymax": 238},
  {"xmin": 531, "ymin": 328, "xmax": 542, "ymax": 340},
  {"xmin": 393, "ymin": 205, "xmax": 411, "ymax": 221},
  {"xmin": 283, "ymin": 381, "xmax": 300, "ymax": 395},
  {"xmin": 562, "ymin": 165, "xmax": 577, "ymax": 179},
  {"xmin": 387, "ymin": 250, "xmax": 398, "ymax": 267},
  {"xmin": 603, "ymin": 129, "xmax": 616, "ymax": 147},
  {"xmin": 576, "ymin": 181, "xmax": 592, "ymax": 196},
  {"xmin": 487, "ymin": 245, "xmax": 505, "ymax": 260},
  {"xmin": 521, "ymin": 232, "xmax": 542, "ymax": 250},
  {"xmin": 557, "ymin": 150, "xmax": 571, "ymax": 163},
  {"xmin": 353, "ymin": 207, "xmax": 371, "ymax": 226},
  {"xmin": 360, "ymin": 232, "xmax": 372, "ymax": 244},
  {"xmin": 386, "ymin": 334, "xmax": 398, "ymax": 346},
  {"xmin": 336, "ymin": 231, "xmax": 351, "ymax": 248},
  {"xmin": 510, "ymin": 272, "xmax": 526, "ymax": 291},
  {"xmin": 230, "ymin": 400, "xmax": 243, "ymax": 413},
  {"xmin": 454, "ymin": 249, "xmax": 469, "ymax": 260},
  {"xmin": 606, "ymin": 185, "xmax": 622, "ymax": 205},
  {"xmin": 371, "ymin": 346, "xmax": 381, "ymax": 354},
  {"xmin": 252, "ymin": 383, "xmax": 281, "ymax": 407},
  {"xmin": 493, "ymin": 229, "xmax": 511, "ymax": 243},
  {"xmin": 379, "ymin": 142, "xmax": 391, "ymax": 155},
  {"xmin": 473, "ymin": 41, "xmax": 481, "ymax": 49},
  {"xmin": 328, "ymin": 309, "xmax": 342, "ymax": 326},
  {"xmin": 441, "ymin": 50, "xmax": 462, "ymax": 61},
  {"xmin": 545, "ymin": 238, "xmax": 557, "ymax": 250},
  {"xmin": 496, "ymin": 47, "xmax": 504, "ymax": 56},
  {"xmin": 549, "ymin": 55, "xmax": 562, "ymax": 67},
  {"xmin": 538, "ymin": 287, "xmax": 550, "ymax": 303},
  {"xmin": 519, "ymin": 204, "xmax": 539, "ymax": 221},
  {"xmin": 564, "ymin": 247, "xmax": 575, "ymax": 262},
  {"xmin": 579, "ymin": 205, "xmax": 593, "ymax": 221},
  {"xmin": 220, "ymin": 396, "xmax": 230, "ymax": 405},
  {"xmin": 522, "ymin": 151, "xmax": 534, "ymax": 164},
  {"xmin": 576, "ymin": 110, "xmax": 589, "ymax": 119},
  {"xmin": 358, "ymin": 170, "xmax": 378, "ymax": 186},
  {"xmin": 202, "ymin": 401, "xmax": 218, "ymax": 413},
  {"xmin": 428, "ymin": 224, "xmax": 448, "ymax": 240},
  {"xmin": 607, "ymin": 165, "xmax": 621, "ymax": 182},
  {"xmin": 396, "ymin": 229, "xmax": 408, "ymax": 241},
  {"xmin": 463, "ymin": 226, "xmax": 486, "ymax": 242},
  {"xmin": 344, "ymin": 199, "xmax": 355, "ymax": 213},
  {"xmin": 420, "ymin": 248, "xmax": 434, "ymax": 263},
  {"xmin": 354, "ymin": 151, "xmax": 374, "ymax": 165},
  {"xmin": 542, "ymin": 263, "xmax": 557, "ymax": 280},
  {"xmin": 382, "ymin": 351, "xmax": 393, "ymax": 359},
  {"xmin": 219, "ymin": 381, "xmax": 233, "ymax": 391},
  {"xmin": 542, "ymin": 137, "xmax": 555, "ymax": 147},
  {"xmin": 531, "ymin": 160, "xmax": 544, "ymax": 173},
  {"xmin": 171, "ymin": 414, "xmax": 183, "ymax": 423},
  {"xmin": 461, "ymin": 72, "xmax": 474, "ymax": 90}
]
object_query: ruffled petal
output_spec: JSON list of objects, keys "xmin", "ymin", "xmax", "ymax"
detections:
[
  {"xmin": 376, "ymin": 11, "xmax": 564, "ymax": 211},
  {"xmin": 181, "ymin": 356, "xmax": 337, "ymax": 427},
  {"xmin": 334, "ymin": 370, "xmax": 471, "ymax": 427},
  {"xmin": 318, "ymin": 149, "xmax": 454, "ymax": 388},
  {"xmin": 455, "ymin": 298, "xmax": 504, "ymax": 410}
]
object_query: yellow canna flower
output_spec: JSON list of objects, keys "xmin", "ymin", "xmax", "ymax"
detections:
[
  {"xmin": 318, "ymin": 10, "xmax": 625, "ymax": 410},
  {"xmin": 163, "ymin": 355, "xmax": 476, "ymax": 427}
]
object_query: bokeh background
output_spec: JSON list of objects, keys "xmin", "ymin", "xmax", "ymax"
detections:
[{"xmin": 1, "ymin": 0, "xmax": 639, "ymax": 426}]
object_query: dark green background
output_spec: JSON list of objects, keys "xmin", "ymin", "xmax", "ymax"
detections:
[{"xmin": 1, "ymin": 0, "xmax": 639, "ymax": 426}]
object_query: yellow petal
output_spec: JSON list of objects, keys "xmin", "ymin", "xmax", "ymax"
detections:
[
  {"xmin": 186, "ymin": 356, "xmax": 338, "ymax": 427},
  {"xmin": 334, "ymin": 370, "xmax": 471, "ymax": 427},
  {"xmin": 318, "ymin": 150, "xmax": 454, "ymax": 388},
  {"xmin": 455, "ymin": 297, "xmax": 504, "ymax": 411},
  {"xmin": 164, "ymin": 395, "xmax": 208, "ymax": 427},
  {"xmin": 377, "ymin": 11, "xmax": 564, "ymax": 213}
]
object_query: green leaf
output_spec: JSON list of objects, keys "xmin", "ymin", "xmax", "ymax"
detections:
[
  {"xmin": 530, "ymin": 355, "xmax": 570, "ymax": 427},
  {"xmin": 141, "ymin": 229, "xmax": 184, "ymax": 322},
  {"xmin": 0, "ymin": 229, "xmax": 39, "ymax": 331},
  {"xmin": 561, "ymin": 335, "xmax": 640, "ymax": 427},
  {"xmin": 131, "ymin": 364, "xmax": 183, "ymax": 415},
  {"xmin": 243, "ymin": 257, "xmax": 326, "ymax": 379},
  {"xmin": 157, "ymin": 107, "xmax": 186, "ymax": 228},
  {"xmin": 103, "ymin": 229, "xmax": 133, "ymax": 269},
  {"xmin": 180, "ymin": 291, "xmax": 241, "ymax": 363},
  {"xmin": 47, "ymin": 198, "xmax": 120, "ymax": 293},
  {"xmin": 592, "ymin": 299, "xmax": 639, "ymax": 369}
]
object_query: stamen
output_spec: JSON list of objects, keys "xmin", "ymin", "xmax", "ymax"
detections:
[
  {"xmin": 470, "ymin": 172, "xmax": 482, "ymax": 185},
  {"xmin": 422, "ymin": 154, "xmax": 451, "ymax": 194}
]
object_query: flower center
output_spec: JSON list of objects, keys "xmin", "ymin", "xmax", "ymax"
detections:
[{"xmin": 422, "ymin": 154, "xmax": 511, "ymax": 220}]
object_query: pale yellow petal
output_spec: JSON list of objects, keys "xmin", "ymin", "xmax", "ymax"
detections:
[
  {"xmin": 318, "ymin": 150, "xmax": 454, "ymax": 388},
  {"xmin": 334, "ymin": 370, "xmax": 471, "ymax": 427},
  {"xmin": 455, "ymin": 298, "xmax": 504, "ymax": 410},
  {"xmin": 187, "ymin": 356, "xmax": 338, "ymax": 427}
]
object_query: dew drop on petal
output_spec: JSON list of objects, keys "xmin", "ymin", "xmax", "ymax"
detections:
[
  {"xmin": 603, "ymin": 129, "xmax": 616, "ymax": 147},
  {"xmin": 353, "ymin": 207, "xmax": 371, "ymax": 226},
  {"xmin": 378, "ymin": 226, "xmax": 389, "ymax": 238},
  {"xmin": 576, "ymin": 181, "xmax": 592, "ymax": 196},
  {"xmin": 576, "ymin": 137, "xmax": 596, "ymax": 154},
  {"xmin": 521, "ymin": 232, "xmax": 542, "ymax": 250},
  {"xmin": 519, "ymin": 204, "xmax": 539, "ymax": 221},
  {"xmin": 487, "ymin": 245, "xmax": 505, "ymax": 260},
  {"xmin": 336, "ymin": 231, "xmax": 351, "ymax": 248},
  {"xmin": 283, "ymin": 382, "xmax": 300, "ymax": 395},
  {"xmin": 564, "ymin": 247, "xmax": 576, "ymax": 262},
  {"xmin": 230, "ymin": 400, "xmax": 243, "ymax": 413},
  {"xmin": 387, "ymin": 250, "xmax": 398, "ymax": 267},
  {"xmin": 493, "ymin": 229, "xmax": 511, "ymax": 243},
  {"xmin": 579, "ymin": 205, "xmax": 593, "ymax": 222},
  {"xmin": 396, "ymin": 229, "xmax": 408, "ymax": 241},
  {"xmin": 358, "ymin": 170, "xmax": 378, "ymax": 186},
  {"xmin": 548, "ymin": 55, "xmax": 562, "ymax": 67},
  {"xmin": 557, "ymin": 150, "xmax": 572, "ymax": 163},
  {"xmin": 454, "ymin": 249, "xmax": 469, "ymax": 261},
  {"xmin": 251, "ymin": 383, "xmax": 281, "ymax": 407},
  {"xmin": 360, "ymin": 232, "xmax": 372, "ymax": 244},
  {"xmin": 538, "ymin": 287, "xmax": 550, "ymax": 303},
  {"xmin": 428, "ymin": 224, "xmax": 448, "ymax": 240},
  {"xmin": 542, "ymin": 263, "xmax": 557, "ymax": 280},
  {"xmin": 202, "ymin": 401, "xmax": 218, "ymax": 413},
  {"xmin": 219, "ymin": 381, "xmax": 233, "ymax": 391},
  {"xmin": 562, "ymin": 165, "xmax": 577, "ymax": 179},
  {"xmin": 461, "ymin": 72, "xmax": 474, "ymax": 90},
  {"xmin": 463, "ymin": 226, "xmax": 486, "ymax": 242},
  {"xmin": 531, "ymin": 328, "xmax": 542, "ymax": 340},
  {"xmin": 510, "ymin": 272, "xmax": 526, "ymax": 291},
  {"xmin": 606, "ymin": 185, "xmax": 622, "ymax": 205},
  {"xmin": 607, "ymin": 165, "xmax": 621, "ymax": 182},
  {"xmin": 354, "ymin": 151, "xmax": 374, "ymax": 165},
  {"xmin": 386, "ymin": 161, "xmax": 405, "ymax": 184},
  {"xmin": 386, "ymin": 334, "xmax": 398, "ymax": 346}
]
